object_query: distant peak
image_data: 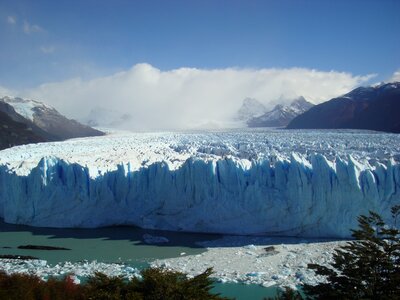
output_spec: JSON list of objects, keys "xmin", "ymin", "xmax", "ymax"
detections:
[
  {"xmin": 291, "ymin": 96, "xmax": 307, "ymax": 103},
  {"xmin": 235, "ymin": 97, "xmax": 267, "ymax": 121},
  {"xmin": 274, "ymin": 103, "xmax": 284, "ymax": 109},
  {"xmin": 242, "ymin": 97, "xmax": 263, "ymax": 106},
  {"xmin": 247, "ymin": 96, "xmax": 314, "ymax": 128}
]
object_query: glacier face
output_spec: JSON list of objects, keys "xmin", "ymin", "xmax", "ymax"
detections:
[{"xmin": 0, "ymin": 129, "xmax": 399, "ymax": 238}]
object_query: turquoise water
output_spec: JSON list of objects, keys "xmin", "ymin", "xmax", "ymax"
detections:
[
  {"xmin": 0, "ymin": 220, "xmax": 277, "ymax": 299},
  {"xmin": 213, "ymin": 282, "xmax": 277, "ymax": 299},
  {"xmin": 0, "ymin": 220, "xmax": 215, "ymax": 267}
]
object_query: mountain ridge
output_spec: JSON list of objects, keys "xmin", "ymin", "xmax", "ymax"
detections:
[{"xmin": 287, "ymin": 82, "xmax": 400, "ymax": 133}]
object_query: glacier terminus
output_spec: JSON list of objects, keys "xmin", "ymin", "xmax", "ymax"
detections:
[{"xmin": 0, "ymin": 128, "xmax": 399, "ymax": 238}]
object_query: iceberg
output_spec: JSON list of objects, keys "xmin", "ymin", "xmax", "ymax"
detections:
[
  {"xmin": 0, "ymin": 259, "xmax": 140, "ymax": 281},
  {"xmin": 0, "ymin": 129, "xmax": 399, "ymax": 238}
]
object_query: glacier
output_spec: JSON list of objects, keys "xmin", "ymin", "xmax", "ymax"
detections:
[{"xmin": 0, "ymin": 129, "xmax": 399, "ymax": 238}]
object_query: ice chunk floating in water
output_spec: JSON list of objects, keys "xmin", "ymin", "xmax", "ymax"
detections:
[{"xmin": 0, "ymin": 129, "xmax": 399, "ymax": 238}]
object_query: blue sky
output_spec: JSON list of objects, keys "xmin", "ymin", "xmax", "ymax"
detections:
[
  {"xmin": 0, "ymin": 0, "xmax": 399, "ymax": 128},
  {"xmin": 1, "ymin": 0, "xmax": 399, "ymax": 89}
]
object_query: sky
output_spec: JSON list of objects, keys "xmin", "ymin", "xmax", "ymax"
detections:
[{"xmin": 0, "ymin": 0, "xmax": 399, "ymax": 128}]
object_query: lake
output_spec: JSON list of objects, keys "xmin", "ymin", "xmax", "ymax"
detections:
[{"xmin": 0, "ymin": 220, "xmax": 277, "ymax": 299}]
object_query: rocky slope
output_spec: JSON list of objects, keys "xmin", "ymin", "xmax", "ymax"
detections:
[{"xmin": 0, "ymin": 110, "xmax": 45, "ymax": 150}]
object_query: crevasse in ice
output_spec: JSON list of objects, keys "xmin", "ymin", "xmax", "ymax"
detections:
[{"xmin": 0, "ymin": 129, "xmax": 399, "ymax": 238}]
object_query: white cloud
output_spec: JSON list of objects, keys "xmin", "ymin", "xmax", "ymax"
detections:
[
  {"xmin": 40, "ymin": 46, "xmax": 55, "ymax": 54},
  {"xmin": 0, "ymin": 86, "xmax": 15, "ymax": 97},
  {"xmin": 390, "ymin": 70, "xmax": 400, "ymax": 82},
  {"xmin": 22, "ymin": 63, "xmax": 374, "ymax": 129},
  {"xmin": 23, "ymin": 20, "xmax": 43, "ymax": 34},
  {"xmin": 6, "ymin": 16, "xmax": 16, "ymax": 25}
]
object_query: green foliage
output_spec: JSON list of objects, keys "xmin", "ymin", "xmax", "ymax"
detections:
[
  {"xmin": 84, "ymin": 272, "xmax": 129, "ymax": 300},
  {"xmin": 304, "ymin": 205, "xmax": 400, "ymax": 300},
  {"xmin": 0, "ymin": 267, "xmax": 230, "ymax": 300},
  {"xmin": 130, "ymin": 267, "xmax": 229, "ymax": 300},
  {"xmin": 264, "ymin": 287, "xmax": 303, "ymax": 300}
]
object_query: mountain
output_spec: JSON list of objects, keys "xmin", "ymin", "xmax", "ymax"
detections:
[
  {"xmin": 248, "ymin": 96, "xmax": 314, "ymax": 127},
  {"xmin": 82, "ymin": 106, "xmax": 132, "ymax": 128},
  {"xmin": 0, "ymin": 96, "xmax": 104, "ymax": 149},
  {"xmin": 235, "ymin": 97, "xmax": 267, "ymax": 122},
  {"xmin": 287, "ymin": 82, "xmax": 400, "ymax": 133},
  {"xmin": 0, "ymin": 110, "xmax": 45, "ymax": 150}
]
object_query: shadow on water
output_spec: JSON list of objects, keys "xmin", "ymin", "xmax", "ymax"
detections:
[
  {"xmin": 0, "ymin": 219, "xmax": 221, "ymax": 248},
  {"xmin": 0, "ymin": 218, "xmax": 345, "ymax": 266},
  {"xmin": 0, "ymin": 218, "xmax": 221, "ymax": 265},
  {"xmin": 0, "ymin": 219, "xmax": 345, "ymax": 247}
]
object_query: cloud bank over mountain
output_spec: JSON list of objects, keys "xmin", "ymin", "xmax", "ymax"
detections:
[
  {"xmin": 20, "ymin": 64, "xmax": 373, "ymax": 129},
  {"xmin": 0, "ymin": 86, "xmax": 15, "ymax": 98},
  {"xmin": 391, "ymin": 70, "xmax": 400, "ymax": 82}
]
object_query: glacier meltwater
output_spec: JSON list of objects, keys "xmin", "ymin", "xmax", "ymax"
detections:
[{"xmin": 0, "ymin": 129, "xmax": 399, "ymax": 238}]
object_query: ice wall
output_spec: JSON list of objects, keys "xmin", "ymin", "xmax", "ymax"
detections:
[{"xmin": 1, "ymin": 153, "xmax": 399, "ymax": 238}]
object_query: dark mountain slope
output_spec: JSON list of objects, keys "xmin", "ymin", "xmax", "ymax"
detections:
[
  {"xmin": 0, "ymin": 110, "xmax": 45, "ymax": 150},
  {"xmin": 287, "ymin": 82, "xmax": 400, "ymax": 133},
  {"xmin": 0, "ymin": 96, "xmax": 105, "ymax": 150}
]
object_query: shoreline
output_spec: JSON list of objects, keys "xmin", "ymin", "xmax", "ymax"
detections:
[{"xmin": 152, "ymin": 235, "xmax": 347, "ymax": 289}]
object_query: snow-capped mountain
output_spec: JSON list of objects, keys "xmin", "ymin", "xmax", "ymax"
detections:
[
  {"xmin": 235, "ymin": 97, "xmax": 267, "ymax": 122},
  {"xmin": 287, "ymin": 82, "xmax": 400, "ymax": 133},
  {"xmin": 0, "ymin": 96, "xmax": 54, "ymax": 122},
  {"xmin": 82, "ymin": 106, "xmax": 132, "ymax": 128},
  {"xmin": 0, "ymin": 129, "xmax": 399, "ymax": 237},
  {"xmin": 248, "ymin": 96, "xmax": 314, "ymax": 127},
  {"xmin": 0, "ymin": 96, "xmax": 104, "ymax": 147}
]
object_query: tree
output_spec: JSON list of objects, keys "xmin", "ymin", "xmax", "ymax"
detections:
[
  {"xmin": 129, "ymin": 267, "xmax": 229, "ymax": 300},
  {"xmin": 304, "ymin": 206, "xmax": 400, "ymax": 300},
  {"xmin": 83, "ymin": 267, "xmax": 230, "ymax": 300},
  {"xmin": 264, "ymin": 287, "xmax": 303, "ymax": 300},
  {"xmin": 0, "ymin": 267, "xmax": 229, "ymax": 300},
  {"xmin": 84, "ymin": 272, "xmax": 128, "ymax": 300}
]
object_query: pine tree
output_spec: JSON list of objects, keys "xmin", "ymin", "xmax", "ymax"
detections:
[{"xmin": 304, "ymin": 206, "xmax": 400, "ymax": 300}]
